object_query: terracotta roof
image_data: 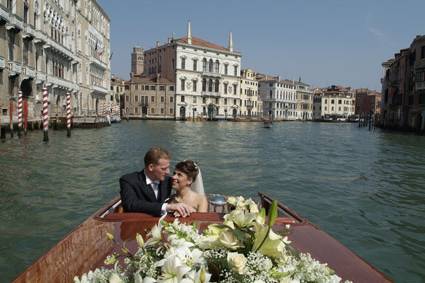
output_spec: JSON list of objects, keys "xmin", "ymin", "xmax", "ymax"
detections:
[{"xmin": 176, "ymin": 36, "xmax": 230, "ymax": 52}]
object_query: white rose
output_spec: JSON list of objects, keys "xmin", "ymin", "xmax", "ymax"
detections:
[
  {"xmin": 227, "ymin": 252, "xmax": 247, "ymax": 274},
  {"xmin": 218, "ymin": 229, "xmax": 242, "ymax": 250}
]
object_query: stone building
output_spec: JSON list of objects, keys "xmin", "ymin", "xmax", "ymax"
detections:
[
  {"xmin": 130, "ymin": 46, "xmax": 144, "ymax": 78},
  {"xmin": 0, "ymin": 0, "xmax": 110, "ymax": 130},
  {"xmin": 75, "ymin": 0, "xmax": 111, "ymax": 117},
  {"xmin": 240, "ymin": 68, "xmax": 262, "ymax": 118},
  {"xmin": 295, "ymin": 79, "xmax": 313, "ymax": 120},
  {"xmin": 143, "ymin": 22, "xmax": 242, "ymax": 120},
  {"xmin": 123, "ymin": 75, "xmax": 175, "ymax": 119},
  {"xmin": 110, "ymin": 75, "xmax": 126, "ymax": 116},
  {"xmin": 258, "ymin": 77, "xmax": 297, "ymax": 121},
  {"xmin": 312, "ymin": 85, "xmax": 355, "ymax": 120},
  {"xmin": 381, "ymin": 35, "xmax": 425, "ymax": 132},
  {"xmin": 355, "ymin": 88, "xmax": 381, "ymax": 118}
]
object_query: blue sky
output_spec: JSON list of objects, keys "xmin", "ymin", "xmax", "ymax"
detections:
[{"xmin": 98, "ymin": 0, "xmax": 424, "ymax": 91}]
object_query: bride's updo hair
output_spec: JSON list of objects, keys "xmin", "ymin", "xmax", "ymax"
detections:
[{"xmin": 175, "ymin": 160, "xmax": 199, "ymax": 181}]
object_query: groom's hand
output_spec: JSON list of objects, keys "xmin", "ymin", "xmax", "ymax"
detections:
[{"xmin": 166, "ymin": 203, "xmax": 196, "ymax": 217}]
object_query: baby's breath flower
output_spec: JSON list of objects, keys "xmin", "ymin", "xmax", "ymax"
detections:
[{"xmin": 75, "ymin": 197, "xmax": 348, "ymax": 283}]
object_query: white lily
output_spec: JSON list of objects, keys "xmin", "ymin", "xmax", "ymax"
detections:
[
  {"xmin": 159, "ymin": 255, "xmax": 191, "ymax": 283},
  {"xmin": 146, "ymin": 224, "xmax": 162, "ymax": 247},
  {"xmin": 194, "ymin": 265, "xmax": 211, "ymax": 283},
  {"xmin": 253, "ymin": 223, "xmax": 286, "ymax": 258},
  {"xmin": 136, "ymin": 233, "xmax": 145, "ymax": 248},
  {"xmin": 143, "ymin": 276, "xmax": 157, "ymax": 283},
  {"xmin": 245, "ymin": 199, "xmax": 260, "ymax": 213}
]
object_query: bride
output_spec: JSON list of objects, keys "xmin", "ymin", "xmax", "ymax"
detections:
[{"xmin": 170, "ymin": 160, "xmax": 208, "ymax": 213}]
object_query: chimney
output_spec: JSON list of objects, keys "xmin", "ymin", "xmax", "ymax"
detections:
[
  {"xmin": 156, "ymin": 41, "xmax": 160, "ymax": 47},
  {"xmin": 228, "ymin": 32, "xmax": 233, "ymax": 52},
  {"xmin": 187, "ymin": 21, "xmax": 192, "ymax": 45}
]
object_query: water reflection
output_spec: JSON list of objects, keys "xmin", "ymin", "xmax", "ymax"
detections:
[{"xmin": 0, "ymin": 121, "xmax": 424, "ymax": 282}]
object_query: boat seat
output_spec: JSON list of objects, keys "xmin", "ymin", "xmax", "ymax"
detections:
[{"xmin": 108, "ymin": 194, "xmax": 230, "ymax": 215}]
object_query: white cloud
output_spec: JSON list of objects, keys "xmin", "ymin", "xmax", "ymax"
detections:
[{"xmin": 368, "ymin": 27, "xmax": 385, "ymax": 39}]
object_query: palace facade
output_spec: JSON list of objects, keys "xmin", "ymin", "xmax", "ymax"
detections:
[
  {"xmin": 312, "ymin": 85, "xmax": 356, "ymax": 120},
  {"xmin": 240, "ymin": 68, "xmax": 262, "ymax": 118},
  {"xmin": 123, "ymin": 75, "xmax": 175, "ymax": 119},
  {"xmin": 143, "ymin": 22, "xmax": 242, "ymax": 120},
  {"xmin": 295, "ymin": 79, "xmax": 313, "ymax": 120},
  {"xmin": 258, "ymin": 77, "xmax": 297, "ymax": 121},
  {"xmin": 381, "ymin": 35, "xmax": 425, "ymax": 132},
  {"xmin": 0, "ymin": 0, "xmax": 110, "ymax": 128}
]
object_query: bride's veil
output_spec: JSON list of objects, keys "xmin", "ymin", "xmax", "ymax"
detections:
[{"xmin": 191, "ymin": 166, "xmax": 205, "ymax": 195}]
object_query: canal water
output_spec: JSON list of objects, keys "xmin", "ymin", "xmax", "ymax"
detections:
[{"xmin": 0, "ymin": 121, "xmax": 424, "ymax": 282}]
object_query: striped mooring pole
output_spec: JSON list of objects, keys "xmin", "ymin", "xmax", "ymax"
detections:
[
  {"xmin": 9, "ymin": 98, "xmax": 14, "ymax": 138},
  {"xmin": 0, "ymin": 101, "xmax": 5, "ymax": 141},
  {"xmin": 17, "ymin": 90, "xmax": 23, "ymax": 138},
  {"xmin": 23, "ymin": 97, "xmax": 28, "ymax": 135},
  {"xmin": 42, "ymin": 86, "xmax": 49, "ymax": 142},
  {"xmin": 66, "ymin": 92, "xmax": 71, "ymax": 137}
]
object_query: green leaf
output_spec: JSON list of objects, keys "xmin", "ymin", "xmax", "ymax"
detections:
[{"xmin": 268, "ymin": 200, "xmax": 278, "ymax": 226}]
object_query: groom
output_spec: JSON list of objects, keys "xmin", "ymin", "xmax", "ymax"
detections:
[{"xmin": 120, "ymin": 147, "xmax": 195, "ymax": 217}]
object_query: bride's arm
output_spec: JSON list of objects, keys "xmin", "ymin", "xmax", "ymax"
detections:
[{"xmin": 198, "ymin": 195, "xmax": 208, "ymax": 213}]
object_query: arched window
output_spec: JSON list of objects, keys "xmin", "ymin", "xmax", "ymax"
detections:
[
  {"xmin": 209, "ymin": 59, "xmax": 213, "ymax": 72},
  {"xmin": 215, "ymin": 60, "xmax": 220, "ymax": 73},
  {"xmin": 208, "ymin": 79, "xmax": 213, "ymax": 92},
  {"xmin": 215, "ymin": 79, "xmax": 219, "ymax": 92},
  {"xmin": 202, "ymin": 58, "xmax": 207, "ymax": 72},
  {"xmin": 202, "ymin": 78, "xmax": 207, "ymax": 92}
]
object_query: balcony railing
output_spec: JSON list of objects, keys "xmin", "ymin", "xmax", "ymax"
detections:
[
  {"xmin": 416, "ymin": 81, "xmax": 425, "ymax": 90},
  {"xmin": 23, "ymin": 23, "xmax": 35, "ymax": 39},
  {"xmin": 22, "ymin": 66, "xmax": 36, "ymax": 79},
  {"xmin": 36, "ymin": 72, "xmax": 47, "ymax": 84},
  {"xmin": 33, "ymin": 29, "xmax": 46, "ymax": 44},
  {"xmin": 0, "ymin": 56, "xmax": 5, "ymax": 69},
  {"xmin": 45, "ymin": 74, "xmax": 79, "ymax": 92},
  {"xmin": 90, "ymin": 56, "xmax": 108, "ymax": 70},
  {"xmin": 0, "ymin": 6, "xmax": 10, "ymax": 22},
  {"xmin": 43, "ymin": 36, "xmax": 74, "ymax": 60},
  {"xmin": 6, "ymin": 14, "xmax": 23, "ymax": 31},
  {"xmin": 201, "ymin": 70, "xmax": 221, "ymax": 78},
  {"xmin": 201, "ymin": 91, "xmax": 220, "ymax": 97},
  {"xmin": 92, "ymin": 85, "xmax": 109, "ymax": 95}
]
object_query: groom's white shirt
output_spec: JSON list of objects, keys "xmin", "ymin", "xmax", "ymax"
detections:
[{"xmin": 144, "ymin": 170, "xmax": 167, "ymax": 214}]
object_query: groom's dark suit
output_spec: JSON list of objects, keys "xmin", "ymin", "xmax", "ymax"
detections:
[{"xmin": 120, "ymin": 170, "xmax": 172, "ymax": 216}]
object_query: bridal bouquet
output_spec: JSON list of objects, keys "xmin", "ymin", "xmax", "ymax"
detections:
[{"xmin": 75, "ymin": 196, "xmax": 350, "ymax": 283}]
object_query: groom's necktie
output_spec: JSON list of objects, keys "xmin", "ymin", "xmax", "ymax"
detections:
[{"xmin": 152, "ymin": 181, "xmax": 160, "ymax": 200}]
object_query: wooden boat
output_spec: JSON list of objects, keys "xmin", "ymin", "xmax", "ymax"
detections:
[{"xmin": 13, "ymin": 193, "xmax": 392, "ymax": 283}]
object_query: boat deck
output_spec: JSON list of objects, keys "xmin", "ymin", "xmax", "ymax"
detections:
[{"xmin": 13, "ymin": 194, "xmax": 392, "ymax": 283}]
